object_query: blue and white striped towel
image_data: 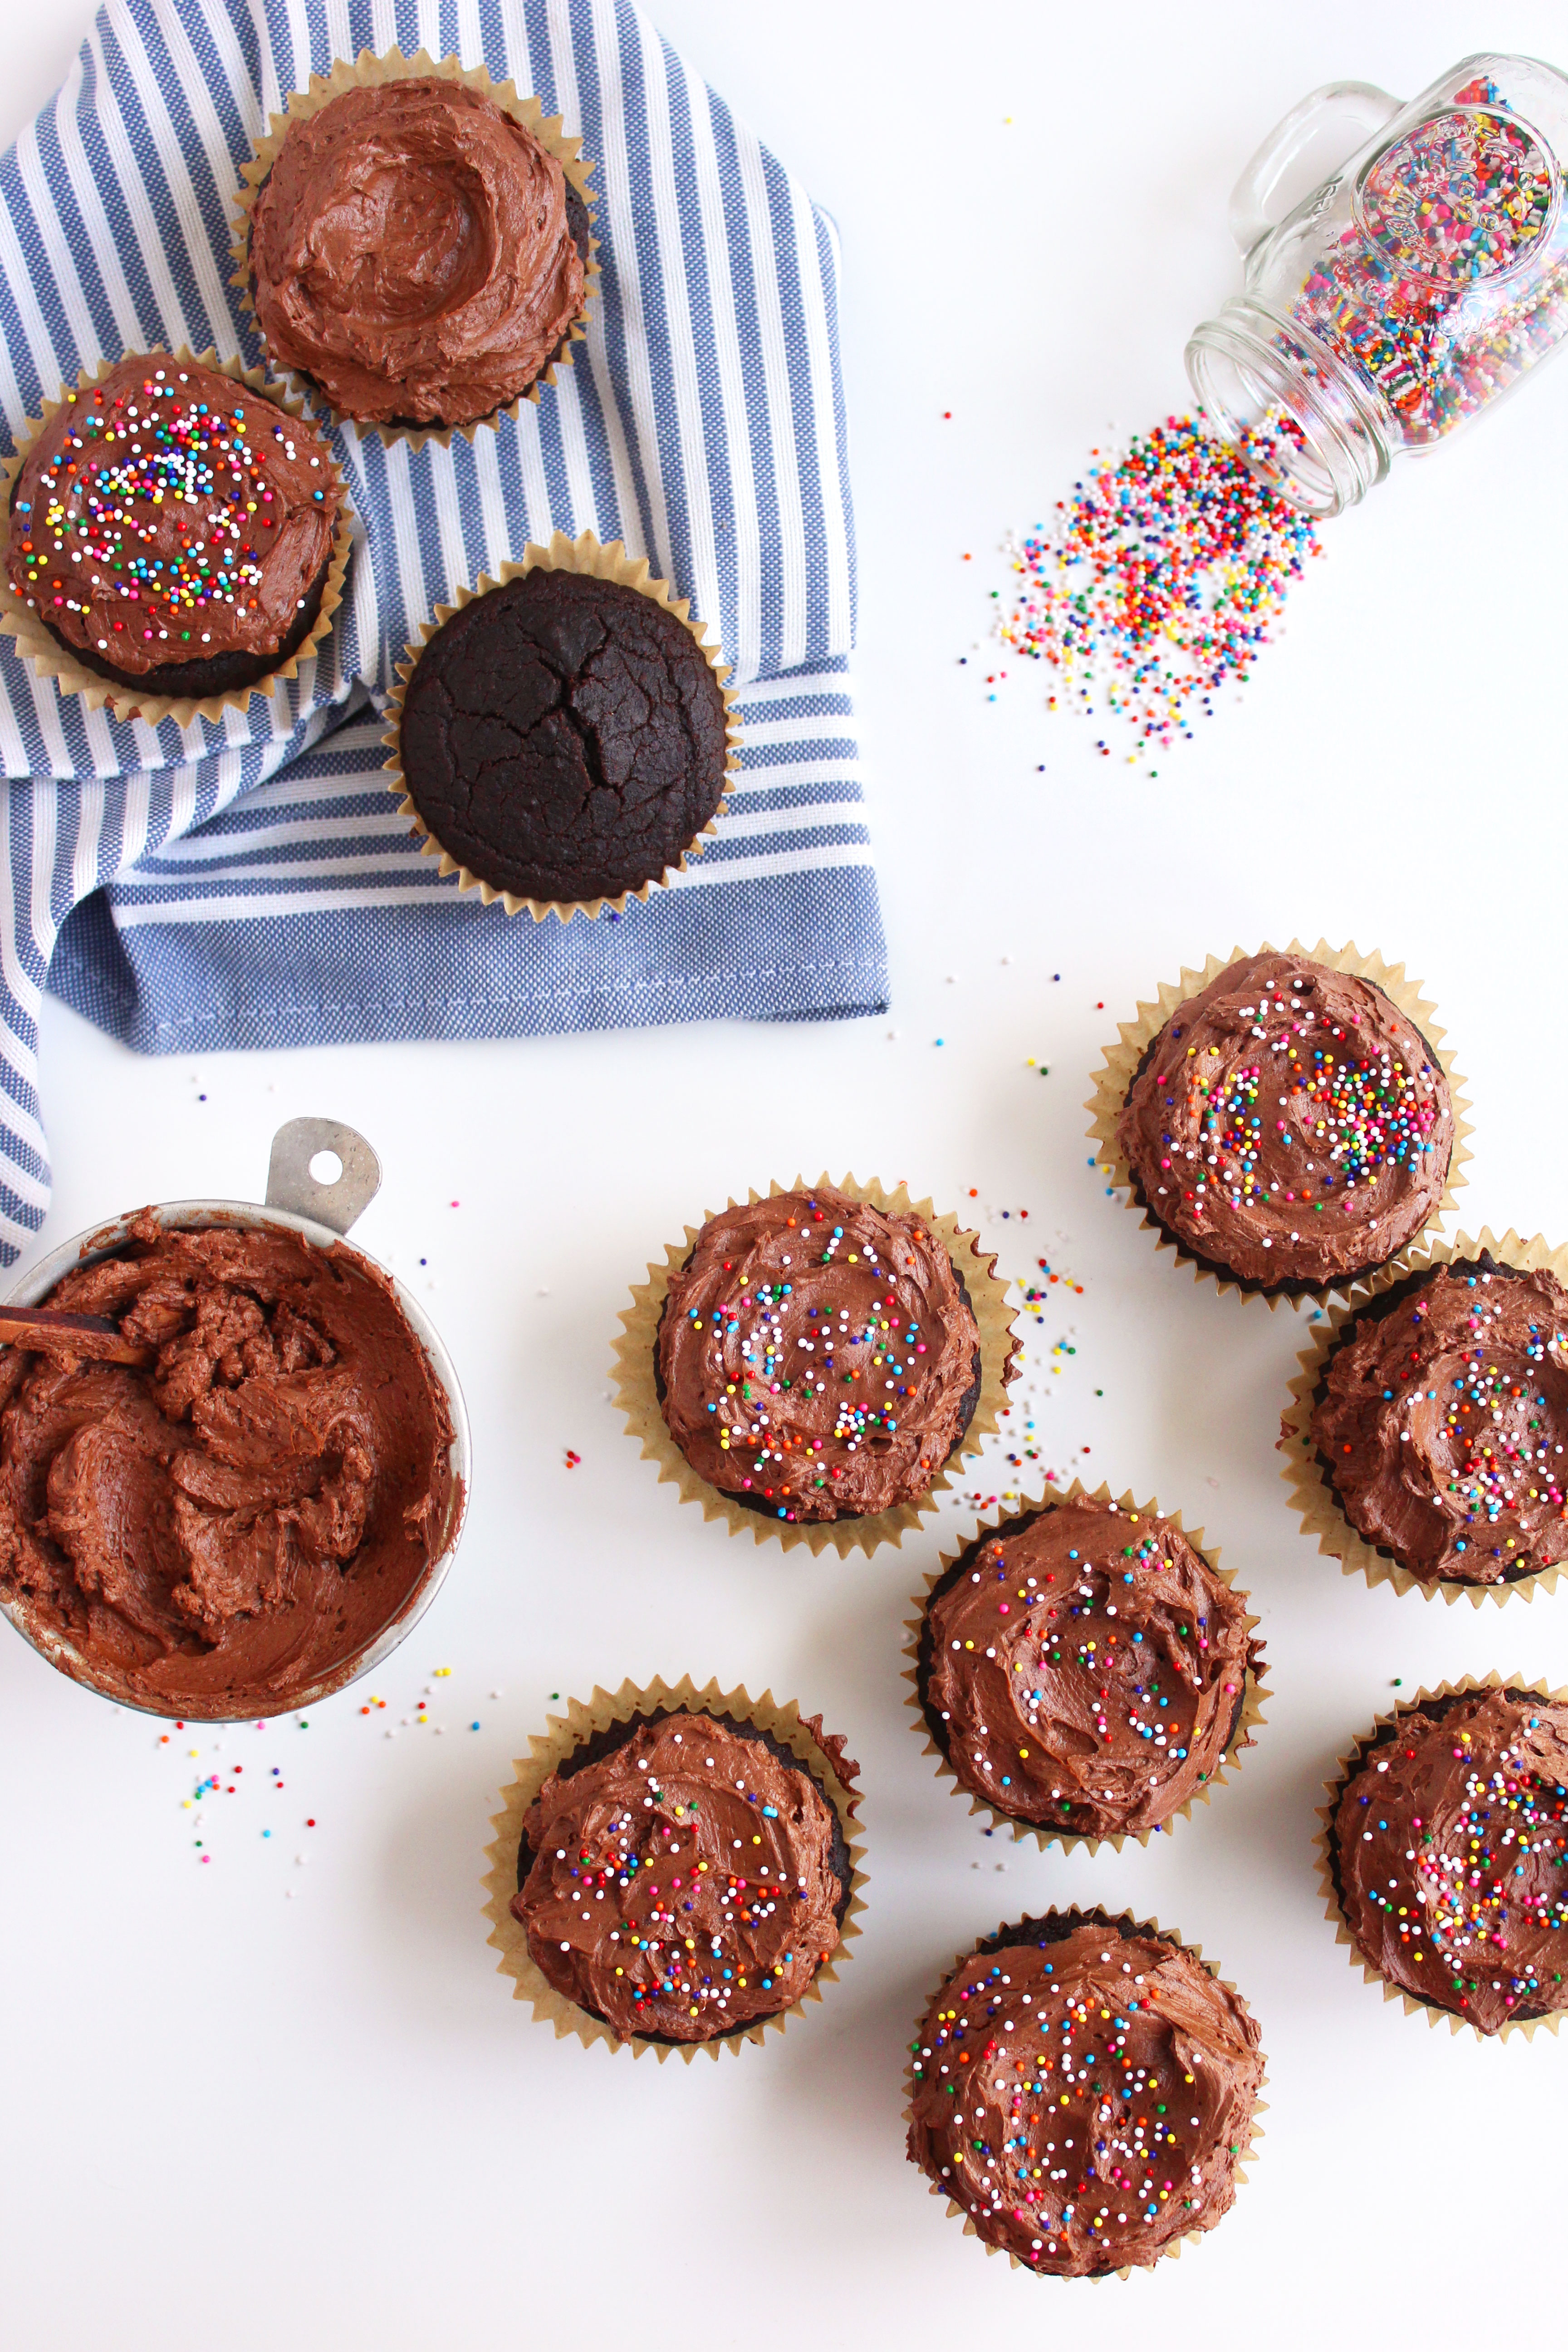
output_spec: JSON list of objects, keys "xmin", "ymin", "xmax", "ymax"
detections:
[{"xmin": 0, "ymin": 0, "xmax": 887, "ymax": 1261}]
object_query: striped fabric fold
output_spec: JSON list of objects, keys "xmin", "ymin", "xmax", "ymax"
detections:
[{"xmin": 0, "ymin": 0, "xmax": 885, "ymax": 1263}]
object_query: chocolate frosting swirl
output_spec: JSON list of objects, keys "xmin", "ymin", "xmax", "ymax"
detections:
[
  {"xmin": 250, "ymin": 78, "xmax": 587, "ymax": 426},
  {"xmin": 511, "ymin": 1711, "xmax": 848, "ymax": 2044},
  {"xmin": 1117, "ymin": 951, "xmax": 1454, "ymax": 1291},
  {"xmin": 907, "ymin": 1913, "xmax": 1264, "ymax": 2277},
  {"xmin": 1331, "ymin": 1687, "xmax": 1568, "ymax": 2034},
  {"xmin": 656, "ymin": 1186, "xmax": 982, "ymax": 1523},
  {"xmin": 1311, "ymin": 1259, "xmax": 1568, "ymax": 1586},
  {"xmin": 919, "ymin": 1495, "xmax": 1256, "ymax": 1839},
  {"xmin": 0, "ymin": 1216, "xmax": 455, "ymax": 1715},
  {"xmin": 6, "ymin": 356, "xmax": 339, "ymax": 681}
]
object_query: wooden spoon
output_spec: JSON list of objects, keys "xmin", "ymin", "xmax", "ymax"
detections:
[{"xmin": 0, "ymin": 1302, "xmax": 155, "ymax": 1368}]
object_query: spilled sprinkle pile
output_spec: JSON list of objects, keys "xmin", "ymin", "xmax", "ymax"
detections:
[{"xmin": 998, "ymin": 414, "xmax": 1321, "ymax": 761}]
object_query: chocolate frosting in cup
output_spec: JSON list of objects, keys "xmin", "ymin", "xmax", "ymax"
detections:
[
  {"xmin": 1116, "ymin": 950, "xmax": 1455, "ymax": 1293},
  {"xmin": 1329, "ymin": 1686, "xmax": 1568, "ymax": 2035},
  {"xmin": 511, "ymin": 1710, "xmax": 849, "ymax": 2045},
  {"xmin": 0, "ymin": 1214, "xmax": 454, "ymax": 1717},
  {"xmin": 654, "ymin": 1184, "xmax": 982, "ymax": 1523},
  {"xmin": 906, "ymin": 1911, "xmax": 1265, "ymax": 2278},
  {"xmin": 917, "ymin": 1494, "xmax": 1258, "ymax": 1842},
  {"xmin": 5, "ymin": 355, "xmax": 341, "ymax": 685},
  {"xmin": 249, "ymin": 77, "xmax": 587, "ymax": 427},
  {"xmin": 1310, "ymin": 1258, "xmax": 1568, "ymax": 1588}
]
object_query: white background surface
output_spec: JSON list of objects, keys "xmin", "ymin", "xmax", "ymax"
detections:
[{"xmin": 2, "ymin": 4, "xmax": 1567, "ymax": 2346}]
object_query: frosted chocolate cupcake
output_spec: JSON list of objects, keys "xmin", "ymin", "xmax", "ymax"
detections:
[
  {"xmin": 1325, "ymin": 1683, "xmax": 1568, "ymax": 2036},
  {"xmin": 5, "ymin": 355, "xmax": 343, "ymax": 699},
  {"xmin": 1113, "ymin": 950, "xmax": 1456, "ymax": 1295},
  {"xmin": 248, "ymin": 75, "xmax": 590, "ymax": 430},
  {"xmin": 906, "ymin": 1909, "xmax": 1266, "ymax": 2277},
  {"xmin": 510, "ymin": 1707, "xmax": 853, "ymax": 2047},
  {"xmin": 915, "ymin": 1492, "xmax": 1261, "ymax": 1844},
  {"xmin": 1309, "ymin": 1254, "xmax": 1568, "ymax": 1590},
  {"xmin": 655, "ymin": 1184, "xmax": 983, "ymax": 1524}
]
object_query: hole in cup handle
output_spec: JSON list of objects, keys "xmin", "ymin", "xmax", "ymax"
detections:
[
  {"xmin": 1228, "ymin": 79, "xmax": 1403, "ymax": 257},
  {"xmin": 265, "ymin": 1118, "xmax": 382, "ymax": 1236}
]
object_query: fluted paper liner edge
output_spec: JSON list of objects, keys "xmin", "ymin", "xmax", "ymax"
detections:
[
  {"xmin": 382, "ymin": 529, "xmax": 742, "ymax": 922},
  {"xmin": 902, "ymin": 1478, "xmax": 1267, "ymax": 1853},
  {"xmin": 1281, "ymin": 1227, "xmax": 1568, "ymax": 1608},
  {"xmin": 610, "ymin": 1173, "xmax": 1023, "ymax": 1557},
  {"xmin": 0, "ymin": 349, "xmax": 352, "ymax": 729},
  {"xmin": 482, "ymin": 1673, "xmax": 867, "ymax": 2062},
  {"xmin": 1084, "ymin": 939, "xmax": 1471, "ymax": 1308},
  {"xmin": 903, "ymin": 1906, "xmax": 1268, "ymax": 2280},
  {"xmin": 1313, "ymin": 1671, "xmax": 1568, "ymax": 2042},
  {"xmin": 231, "ymin": 46, "xmax": 600, "ymax": 451}
]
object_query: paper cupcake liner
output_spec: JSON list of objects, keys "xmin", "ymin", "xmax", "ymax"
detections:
[
  {"xmin": 1314, "ymin": 1671, "xmax": 1568, "ymax": 2041},
  {"xmin": 902, "ymin": 1478, "xmax": 1267, "ymax": 1853},
  {"xmin": 382, "ymin": 529, "xmax": 742, "ymax": 923},
  {"xmin": 231, "ymin": 46, "xmax": 600, "ymax": 451},
  {"xmin": 0, "ymin": 348, "xmax": 352, "ymax": 729},
  {"xmin": 1282, "ymin": 1227, "xmax": 1568, "ymax": 1609},
  {"xmin": 609, "ymin": 1173, "xmax": 1023, "ymax": 1558},
  {"xmin": 904, "ymin": 1905, "xmax": 1268, "ymax": 2281},
  {"xmin": 481, "ymin": 1673, "xmax": 867, "ymax": 2062},
  {"xmin": 1085, "ymin": 939, "xmax": 1471, "ymax": 1308}
]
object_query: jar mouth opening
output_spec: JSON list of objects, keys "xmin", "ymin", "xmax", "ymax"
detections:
[{"xmin": 1186, "ymin": 300, "xmax": 1394, "ymax": 516}]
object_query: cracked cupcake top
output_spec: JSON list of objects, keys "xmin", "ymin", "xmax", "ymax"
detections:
[{"xmin": 398, "ymin": 566, "xmax": 729, "ymax": 904}]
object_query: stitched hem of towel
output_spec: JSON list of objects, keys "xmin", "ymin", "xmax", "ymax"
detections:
[{"xmin": 46, "ymin": 932, "xmax": 889, "ymax": 1049}]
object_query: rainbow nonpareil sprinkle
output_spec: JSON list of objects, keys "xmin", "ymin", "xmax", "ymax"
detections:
[{"xmin": 997, "ymin": 415, "xmax": 1321, "ymax": 758}]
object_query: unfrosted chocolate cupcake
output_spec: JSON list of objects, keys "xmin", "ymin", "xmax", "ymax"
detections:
[
  {"xmin": 655, "ymin": 1184, "xmax": 982, "ymax": 1524},
  {"xmin": 5, "ymin": 356, "xmax": 343, "ymax": 698},
  {"xmin": 249, "ymin": 77, "xmax": 590, "ymax": 429},
  {"xmin": 510, "ymin": 1708, "xmax": 852, "ymax": 2046},
  {"xmin": 906, "ymin": 1909, "xmax": 1265, "ymax": 2277},
  {"xmin": 397, "ymin": 565, "xmax": 731, "ymax": 908},
  {"xmin": 1309, "ymin": 1255, "xmax": 1568, "ymax": 1589},
  {"xmin": 916, "ymin": 1493, "xmax": 1259, "ymax": 1842},
  {"xmin": 1116, "ymin": 951, "xmax": 1455, "ymax": 1295},
  {"xmin": 1327, "ymin": 1684, "xmax": 1568, "ymax": 2035}
]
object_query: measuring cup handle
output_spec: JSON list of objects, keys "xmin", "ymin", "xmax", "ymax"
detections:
[
  {"xmin": 1229, "ymin": 79, "xmax": 1402, "ymax": 256},
  {"xmin": 265, "ymin": 1118, "xmax": 383, "ymax": 1235}
]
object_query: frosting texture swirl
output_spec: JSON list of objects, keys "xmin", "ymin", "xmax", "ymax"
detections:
[
  {"xmin": 1331, "ymin": 1687, "xmax": 1568, "ymax": 2034},
  {"xmin": 1117, "ymin": 952, "xmax": 1454, "ymax": 1290},
  {"xmin": 907, "ymin": 1914, "xmax": 1264, "ymax": 2276},
  {"xmin": 250, "ymin": 78, "xmax": 588, "ymax": 426},
  {"xmin": 919, "ymin": 1495, "xmax": 1256, "ymax": 1839},
  {"xmin": 0, "ymin": 1216, "xmax": 456, "ymax": 1715},
  {"xmin": 512, "ymin": 1710, "xmax": 849, "ymax": 2044},
  {"xmin": 1311, "ymin": 1259, "xmax": 1568, "ymax": 1586},
  {"xmin": 6, "ymin": 356, "xmax": 339, "ymax": 683},
  {"xmin": 656, "ymin": 1186, "xmax": 982, "ymax": 1522}
]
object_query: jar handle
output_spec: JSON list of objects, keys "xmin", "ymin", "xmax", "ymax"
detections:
[{"xmin": 1229, "ymin": 79, "xmax": 1402, "ymax": 256}]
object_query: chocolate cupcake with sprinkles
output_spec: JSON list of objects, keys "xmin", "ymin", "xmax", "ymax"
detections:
[
  {"xmin": 0, "ymin": 350, "xmax": 349, "ymax": 724},
  {"xmin": 906, "ymin": 1907, "xmax": 1267, "ymax": 2277},
  {"xmin": 1318, "ymin": 1676, "xmax": 1568, "ymax": 2037},
  {"xmin": 1088, "ymin": 940, "xmax": 1468, "ymax": 1301},
  {"xmin": 612, "ymin": 1176, "xmax": 1020, "ymax": 1557},
  {"xmin": 482, "ymin": 1674, "xmax": 867, "ymax": 2061}
]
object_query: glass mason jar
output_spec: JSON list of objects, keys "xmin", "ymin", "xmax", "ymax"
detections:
[{"xmin": 1187, "ymin": 53, "xmax": 1568, "ymax": 514}]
